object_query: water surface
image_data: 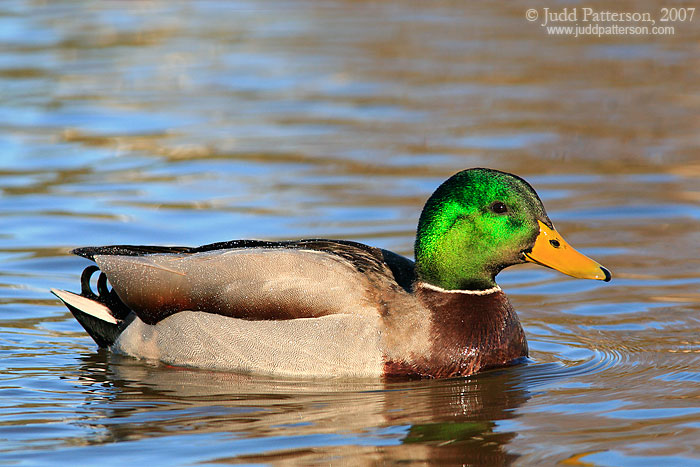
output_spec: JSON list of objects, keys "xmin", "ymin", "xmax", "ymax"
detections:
[{"xmin": 1, "ymin": 1, "xmax": 699, "ymax": 465}]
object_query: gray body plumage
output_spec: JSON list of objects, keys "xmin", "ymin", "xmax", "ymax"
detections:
[{"xmin": 52, "ymin": 240, "xmax": 429, "ymax": 377}]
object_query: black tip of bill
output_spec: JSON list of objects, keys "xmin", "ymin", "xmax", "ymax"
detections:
[{"xmin": 601, "ymin": 267, "xmax": 612, "ymax": 282}]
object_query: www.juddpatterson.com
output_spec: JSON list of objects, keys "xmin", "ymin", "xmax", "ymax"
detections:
[{"xmin": 525, "ymin": 7, "xmax": 695, "ymax": 37}]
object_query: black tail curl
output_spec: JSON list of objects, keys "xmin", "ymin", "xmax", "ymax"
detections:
[
  {"xmin": 79, "ymin": 266, "xmax": 131, "ymax": 321},
  {"xmin": 54, "ymin": 266, "xmax": 135, "ymax": 347}
]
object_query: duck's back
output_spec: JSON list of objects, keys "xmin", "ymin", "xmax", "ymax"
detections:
[{"xmin": 77, "ymin": 239, "xmax": 416, "ymax": 325}]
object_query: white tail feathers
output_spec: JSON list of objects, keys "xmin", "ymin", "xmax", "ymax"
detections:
[{"xmin": 50, "ymin": 289, "xmax": 118, "ymax": 324}]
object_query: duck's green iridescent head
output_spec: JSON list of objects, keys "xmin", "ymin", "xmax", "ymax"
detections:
[{"xmin": 414, "ymin": 168, "xmax": 610, "ymax": 290}]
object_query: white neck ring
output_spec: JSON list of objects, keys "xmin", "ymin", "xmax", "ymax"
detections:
[{"xmin": 417, "ymin": 282, "xmax": 501, "ymax": 296}]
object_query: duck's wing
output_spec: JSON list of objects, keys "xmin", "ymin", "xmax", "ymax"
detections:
[{"xmin": 72, "ymin": 239, "xmax": 415, "ymax": 325}]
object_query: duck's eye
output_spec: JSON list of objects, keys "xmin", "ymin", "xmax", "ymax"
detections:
[{"xmin": 490, "ymin": 201, "xmax": 508, "ymax": 214}]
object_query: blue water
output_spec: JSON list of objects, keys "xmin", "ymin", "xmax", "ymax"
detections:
[{"xmin": 1, "ymin": 1, "xmax": 699, "ymax": 465}]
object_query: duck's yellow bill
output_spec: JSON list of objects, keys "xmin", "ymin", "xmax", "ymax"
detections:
[{"xmin": 524, "ymin": 221, "xmax": 611, "ymax": 282}]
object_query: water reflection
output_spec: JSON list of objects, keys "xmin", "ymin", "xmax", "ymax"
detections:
[{"xmin": 72, "ymin": 353, "xmax": 532, "ymax": 463}]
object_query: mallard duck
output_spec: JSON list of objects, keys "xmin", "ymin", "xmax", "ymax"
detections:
[{"xmin": 52, "ymin": 168, "xmax": 610, "ymax": 378}]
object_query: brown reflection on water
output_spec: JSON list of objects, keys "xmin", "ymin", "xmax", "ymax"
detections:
[
  {"xmin": 22, "ymin": 1, "xmax": 695, "ymax": 179},
  {"xmin": 75, "ymin": 353, "xmax": 530, "ymax": 464}
]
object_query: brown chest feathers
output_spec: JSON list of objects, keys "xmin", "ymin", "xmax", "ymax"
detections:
[{"xmin": 384, "ymin": 285, "xmax": 528, "ymax": 378}]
